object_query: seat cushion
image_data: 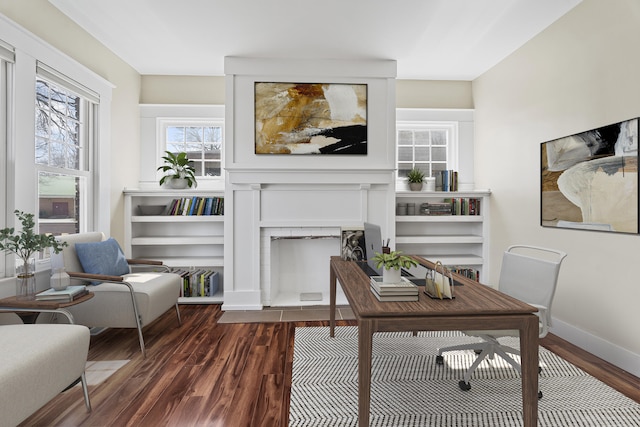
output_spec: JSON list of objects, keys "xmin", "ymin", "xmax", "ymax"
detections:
[
  {"xmin": 75, "ymin": 238, "xmax": 131, "ymax": 278},
  {"xmin": 0, "ymin": 324, "xmax": 89, "ymax": 426}
]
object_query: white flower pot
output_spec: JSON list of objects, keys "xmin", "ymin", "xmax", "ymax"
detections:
[
  {"xmin": 170, "ymin": 178, "xmax": 189, "ymax": 189},
  {"xmin": 382, "ymin": 268, "xmax": 401, "ymax": 284}
]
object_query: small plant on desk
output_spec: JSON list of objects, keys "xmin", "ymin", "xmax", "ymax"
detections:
[{"xmin": 372, "ymin": 250, "xmax": 418, "ymax": 283}]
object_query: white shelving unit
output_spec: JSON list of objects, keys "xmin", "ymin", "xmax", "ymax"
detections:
[
  {"xmin": 124, "ymin": 188, "xmax": 225, "ymax": 304},
  {"xmin": 395, "ymin": 190, "xmax": 491, "ymax": 280}
]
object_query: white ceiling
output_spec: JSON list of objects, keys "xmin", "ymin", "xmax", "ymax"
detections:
[{"xmin": 49, "ymin": 0, "xmax": 581, "ymax": 80}]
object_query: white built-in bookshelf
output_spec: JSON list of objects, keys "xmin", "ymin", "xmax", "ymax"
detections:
[
  {"xmin": 395, "ymin": 190, "xmax": 491, "ymax": 281},
  {"xmin": 123, "ymin": 188, "xmax": 224, "ymax": 304}
]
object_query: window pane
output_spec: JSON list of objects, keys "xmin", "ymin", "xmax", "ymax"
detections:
[
  {"xmin": 204, "ymin": 161, "xmax": 221, "ymax": 177},
  {"xmin": 397, "ymin": 163, "xmax": 412, "ymax": 178},
  {"xmin": 432, "ymin": 146, "xmax": 447, "ymax": 161},
  {"xmin": 398, "ymin": 147, "xmax": 413, "ymax": 162},
  {"xmin": 432, "ymin": 130, "xmax": 447, "ymax": 145},
  {"xmin": 414, "ymin": 130, "xmax": 430, "ymax": 146},
  {"xmin": 167, "ymin": 127, "xmax": 184, "ymax": 142},
  {"xmin": 397, "ymin": 130, "xmax": 413, "ymax": 145},
  {"xmin": 38, "ymin": 172, "xmax": 80, "ymax": 236},
  {"xmin": 415, "ymin": 147, "xmax": 430, "ymax": 161}
]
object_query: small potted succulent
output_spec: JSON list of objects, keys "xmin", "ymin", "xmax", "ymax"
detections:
[
  {"xmin": 372, "ymin": 250, "xmax": 418, "ymax": 283},
  {"xmin": 0, "ymin": 210, "xmax": 67, "ymax": 299},
  {"xmin": 407, "ymin": 168, "xmax": 425, "ymax": 191},
  {"xmin": 157, "ymin": 151, "xmax": 197, "ymax": 189}
]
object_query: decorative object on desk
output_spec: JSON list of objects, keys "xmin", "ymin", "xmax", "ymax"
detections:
[
  {"xmin": 541, "ymin": 117, "xmax": 638, "ymax": 234},
  {"xmin": 50, "ymin": 267, "xmax": 70, "ymax": 291},
  {"xmin": 254, "ymin": 82, "xmax": 367, "ymax": 155},
  {"xmin": 406, "ymin": 167, "xmax": 425, "ymax": 191},
  {"xmin": 340, "ymin": 226, "xmax": 366, "ymax": 261},
  {"xmin": 157, "ymin": 151, "xmax": 197, "ymax": 189},
  {"xmin": 0, "ymin": 210, "xmax": 68, "ymax": 300},
  {"xmin": 370, "ymin": 276, "xmax": 419, "ymax": 301},
  {"xmin": 424, "ymin": 261, "xmax": 454, "ymax": 299},
  {"xmin": 372, "ymin": 250, "xmax": 418, "ymax": 284},
  {"xmin": 36, "ymin": 285, "xmax": 87, "ymax": 302}
]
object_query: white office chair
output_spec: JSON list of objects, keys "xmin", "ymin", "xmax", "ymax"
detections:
[{"xmin": 436, "ymin": 245, "xmax": 567, "ymax": 397}]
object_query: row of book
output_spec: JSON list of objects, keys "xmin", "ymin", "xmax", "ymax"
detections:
[
  {"xmin": 419, "ymin": 198, "xmax": 481, "ymax": 216},
  {"xmin": 171, "ymin": 268, "xmax": 220, "ymax": 297},
  {"xmin": 370, "ymin": 276, "xmax": 419, "ymax": 302},
  {"xmin": 449, "ymin": 266, "xmax": 480, "ymax": 282},
  {"xmin": 435, "ymin": 170, "xmax": 458, "ymax": 192},
  {"xmin": 167, "ymin": 197, "xmax": 224, "ymax": 216}
]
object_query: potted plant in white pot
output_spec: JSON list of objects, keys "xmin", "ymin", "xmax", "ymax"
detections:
[
  {"xmin": 0, "ymin": 210, "xmax": 67, "ymax": 299},
  {"xmin": 157, "ymin": 151, "xmax": 197, "ymax": 189},
  {"xmin": 407, "ymin": 168, "xmax": 425, "ymax": 191},
  {"xmin": 372, "ymin": 250, "xmax": 418, "ymax": 283}
]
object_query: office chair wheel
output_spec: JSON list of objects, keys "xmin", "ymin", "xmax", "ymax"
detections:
[
  {"xmin": 538, "ymin": 391, "xmax": 543, "ymax": 399},
  {"xmin": 435, "ymin": 355, "xmax": 444, "ymax": 365},
  {"xmin": 458, "ymin": 380, "xmax": 471, "ymax": 391}
]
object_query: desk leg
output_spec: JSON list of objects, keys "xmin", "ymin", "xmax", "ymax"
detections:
[
  {"xmin": 330, "ymin": 265, "xmax": 336, "ymax": 338},
  {"xmin": 520, "ymin": 315, "xmax": 539, "ymax": 427},
  {"xmin": 358, "ymin": 319, "xmax": 373, "ymax": 427}
]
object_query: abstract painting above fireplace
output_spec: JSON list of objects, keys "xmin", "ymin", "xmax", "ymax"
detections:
[{"xmin": 254, "ymin": 82, "xmax": 367, "ymax": 155}]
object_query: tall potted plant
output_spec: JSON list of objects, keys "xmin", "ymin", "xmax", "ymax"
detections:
[
  {"xmin": 0, "ymin": 210, "xmax": 67, "ymax": 299},
  {"xmin": 372, "ymin": 250, "xmax": 418, "ymax": 283},
  {"xmin": 157, "ymin": 151, "xmax": 197, "ymax": 189}
]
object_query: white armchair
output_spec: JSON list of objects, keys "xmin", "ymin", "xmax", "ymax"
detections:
[{"xmin": 52, "ymin": 232, "xmax": 182, "ymax": 357}]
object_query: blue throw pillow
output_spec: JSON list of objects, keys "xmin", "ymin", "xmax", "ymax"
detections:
[{"xmin": 75, "ymin": 238, "xmax": 130, "ymax": 282}]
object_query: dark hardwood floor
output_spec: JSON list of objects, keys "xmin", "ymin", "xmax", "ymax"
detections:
[{"xmin": 22, "ymin": 304, "xmax": 640, "ymax": 426}]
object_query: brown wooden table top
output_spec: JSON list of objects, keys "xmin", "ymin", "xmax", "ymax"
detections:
[
  {"xmin": 0, "ymin": 291, "xmax": 94, "ymax": 309},
  {"xmin": 330, "ymin": 256, "xmax": 537, "ymax": 318}
]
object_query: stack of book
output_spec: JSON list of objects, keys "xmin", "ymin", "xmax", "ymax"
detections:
[
  {"xmin": 36, "ymin": 285, "xmax": 88, "ymax": 302},
  {"xmin": 370, "ymin": 276, "xmax": 419, "ymax": 302}
]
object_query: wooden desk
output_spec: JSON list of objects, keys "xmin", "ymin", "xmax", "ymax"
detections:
[
  {"xmin": 0, "ymin": 292, "xmax": 93, "ymax": 324},
  {"xmin": 329, "ymin": 256, "xmax": 539, "ymax": 427}
]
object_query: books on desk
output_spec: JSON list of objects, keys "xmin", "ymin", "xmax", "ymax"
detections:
[
  {"xmin": 370, "ymin": 276, "xmax": 419, "ymax": 302},
  {"xmin": 36, "ymin": 285, "xmax": 88, "ymax": 302}
]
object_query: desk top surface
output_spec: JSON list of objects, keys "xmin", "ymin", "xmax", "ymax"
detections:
[{"xmin": 331, "ymin": 256, "xmax": 536, "ymax": 319}]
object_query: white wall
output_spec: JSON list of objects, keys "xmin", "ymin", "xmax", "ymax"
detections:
[{"xmin": 474, "ymin": 0, "xmax": 640, "ymax": 375}]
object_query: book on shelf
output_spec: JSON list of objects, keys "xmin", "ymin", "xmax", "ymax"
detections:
[
  {"xmin": 171, "ymin": 268, "xmax": 220, "ymax": 297},
  {"xmin": 36, "ymin": 285, "xmax": 88, "ymax": 302},
  {"xmin": 370, "ymin": 285, "xmax": 419, "ymax": 302},
  {"xmin": 165, "ymin": 197, "xmax": 224, "ymax": 216}
]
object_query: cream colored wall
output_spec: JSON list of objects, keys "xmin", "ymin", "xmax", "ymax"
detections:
[
  {"xmin": 396, "ymin": 80, "xmax": 473, "ymax": 109},
  {"xmin": 474, "ymin": 0, "xmax": 640, "ymax": 367},
  {"xmin": 140, "ymin": 75, "xmax": 225, "ymax": 105},
  {"xmin": 0, "ymin": 0, "xmax": 141, "ymax": 243}
]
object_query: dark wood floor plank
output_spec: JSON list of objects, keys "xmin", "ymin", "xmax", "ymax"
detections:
[{"xmin": 19, "ymin": 304, "xmax": 639, "ymax": 426}]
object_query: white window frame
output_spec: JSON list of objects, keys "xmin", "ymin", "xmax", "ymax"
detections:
[
  {"xmin": 396, "ymin": 121, "xmax": 459, "ymax": 179},
  {"xmin": 140, "ymin": 104, "xmax": 225, "ymax": 191},
  {"xmin": 158, "ymin": 118, "xmax": 224, "ymax": 180},
  {"xmin": 0, "ymin": 14, "xmax": 113, "ymax": 277},
  {"xmin": 396, "ymin": 108, "xmax": 474, "ymax": 191},
  {"xmin": 0, "ymin": 40, "xmax": 14, "ymax": 278}
]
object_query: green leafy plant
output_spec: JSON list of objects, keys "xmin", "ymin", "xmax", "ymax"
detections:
[
  {"xmin": 372, "ymin": 250, "xmax": 418, "ymax": 271},
  {"xmin": 0, "ymin": 210, "xmax": 67, "ymax": 273},
  {"xmin": 157, "ymin": 151, "xmax": 197, "ymax": 188},
  {"xmin": 406, "ymin": 168, "xmax": 425, "ymax": 184}
]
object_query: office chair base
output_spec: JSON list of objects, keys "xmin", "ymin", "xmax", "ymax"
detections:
[
  {"xmin": 435, "ymin": 355, "xmax": 444, "ymax": 365},
  {"xmin": 459, "ymin": 380, "xmax": 471, "ymax": 391}
]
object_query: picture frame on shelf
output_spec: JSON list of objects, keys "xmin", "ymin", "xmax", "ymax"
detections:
[
  {"xmin": 340, "ymin": 226, "xmax": 366, "ymax": 261},
  {"xmin": 541, "ymin": 117, "xmax": 639, "ymax": 234},
  {"xmin": 254, "ymin": 82, "xmax": 367, "ymax": 155}
]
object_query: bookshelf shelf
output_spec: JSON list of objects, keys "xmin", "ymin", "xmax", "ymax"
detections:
[
  {"xmin": 124, "ymin": 188, "xmax": 225, "ymax": 304},
  {"xmin": 395, "ymin": 190, "xmax": 490, "ymax": 278}
]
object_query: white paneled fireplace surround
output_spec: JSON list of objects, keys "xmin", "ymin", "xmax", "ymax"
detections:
[{"xmin": 222, "ymin": 57, "xmax": 397, "ymax": 310}]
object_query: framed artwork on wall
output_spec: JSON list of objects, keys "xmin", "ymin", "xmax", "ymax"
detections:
[
  {"xmin": 254, "ymin": 82, "xmax": 367, "ymax": 155},
  {"xmin": 541, "ymin": 117, "xmax": 639, "ymax": 234}
]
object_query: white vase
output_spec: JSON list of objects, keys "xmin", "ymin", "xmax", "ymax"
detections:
[
  {"xmin": 382, "ymin": 268, "xmax": 401, "ymax": 284},
  {"xmin": 50, "ymin": 267, "xmax": 70, "ymax": 291}
]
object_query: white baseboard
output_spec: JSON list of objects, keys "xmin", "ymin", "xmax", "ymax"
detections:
[{"xmin": 551, "ymin": 316, "xmax": 640, "ymax": 378}]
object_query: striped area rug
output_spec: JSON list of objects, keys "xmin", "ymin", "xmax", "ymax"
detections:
[{"xmin": 289, "ymin": 327, "xmax": 640, "ymax": 427}]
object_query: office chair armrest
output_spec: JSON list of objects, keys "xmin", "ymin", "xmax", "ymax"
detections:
[{"xmin": 529, "ymin": 303, "xmax": 550, "ymax": 338}]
